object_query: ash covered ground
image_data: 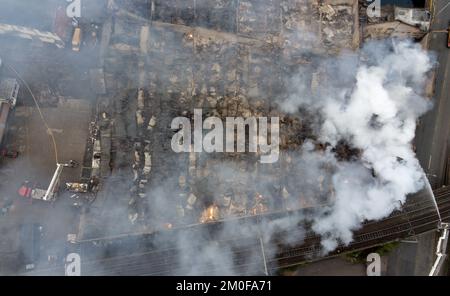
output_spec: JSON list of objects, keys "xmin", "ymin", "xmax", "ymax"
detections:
[{"xmin": 84, "ymin": 0, "xmax": 362, "ymax": 237}]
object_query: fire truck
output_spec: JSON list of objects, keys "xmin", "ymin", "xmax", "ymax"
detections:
[{"xmin": 18, "ymin": 163, "xmax": 75, "ymax": 202}]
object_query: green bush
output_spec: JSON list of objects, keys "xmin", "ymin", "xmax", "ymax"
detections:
[{"xmin": 345, "ymin": 242, "xmax": 400, "ymax": 263}]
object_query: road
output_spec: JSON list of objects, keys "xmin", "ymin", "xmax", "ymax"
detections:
[
  {"xmin": 415, "ymin": 0, "xmax": 450, "ymax": 187},
  {"xmin": 0, "ymin": 0, "xmax": 102, "ymax": 274}
]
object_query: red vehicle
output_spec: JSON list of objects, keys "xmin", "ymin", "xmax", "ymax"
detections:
[
  {"xmin": 1, "ymin": 148, "xmax": 18, "ymax": 158},
  {"xmin": 18, "ymin": 164, "xmax": 67, "ymax": 203},
  {"xmin": 448, "ymin": 22, "xmax": 450, "ymax": 48},
  {"xmin": 18, "ymin": 182, "xmax": 48, "ymax": 201},
  {"xmin": 447, "ymin": 22, "xmax": 450, "ymax": 48},
  {"xmin": 18, "ymin": 182, "xmax": 33, "ymax": 198}
]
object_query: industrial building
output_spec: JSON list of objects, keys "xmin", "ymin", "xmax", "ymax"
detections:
[
  {"xmin": 0, "ymin": 63, "xmax": 19, "ymax": 148},
  {"xmin": 0, "ymin": 0, "xmax": 449, "ymax": 277}
]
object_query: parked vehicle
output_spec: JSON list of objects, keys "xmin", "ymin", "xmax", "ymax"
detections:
[
  {"xmin": 448, "ymin": 21, "xmax": 450, "ymax": 48},
  {"xmin": 18, "ymin": 181, "xmax": 53, "ymax": 201},
  {"xmin": 1, "ymin": 148, "xmax": 18, "ymax": 158}
]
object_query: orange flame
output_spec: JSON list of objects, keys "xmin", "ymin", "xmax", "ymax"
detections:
[{"xmin": 199, "ymin": 205, "xmax": 220, "ymax": 223}]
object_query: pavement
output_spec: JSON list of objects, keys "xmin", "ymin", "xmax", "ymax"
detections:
[
  {"xmin": 415, "ymin": 0, "xmax": 450, "ymax": 188},
  {"xmin": 290, "ymin": 257, "xmax": 366, "ymax": 276},
  {"xmin": 0, "ymin": 1, "xmax": 99, "ymax": 272},
  {"xmin": 384, "ymin": 0, "xmax": 450, "ymax": 276},
  {"xmin": 25, "ymin": 99, "xmax": 92, "ymax": 183},
  {"xmin": 285, "ymin": 231, "xmax": 438, "ymax": 276},
  {"xmin": 0, "ymin": 98, "xmax": 92, "ymax": 274}
]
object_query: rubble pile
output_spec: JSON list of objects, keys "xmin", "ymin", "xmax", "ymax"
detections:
[
  {"xmin": 83, "ymin": 0, "xmax": 359, "ymax": 235},
  {"xmin": 113, "ymin": 0, "xmax": 358, "ymax": 53},
  {"xmin": 318, "ymin": 3, "xmax": 355, "ymax": 51}
]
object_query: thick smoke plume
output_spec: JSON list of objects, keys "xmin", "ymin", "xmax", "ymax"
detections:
[
  {"xmin": 83, "ymin": 39, "xmax": 434, "ymax": 275},
  {"xmin": 0, "ymin": 0, "xmax": 435, "ymax": 275},
  {"xmin": 281, "ymin": 40, "xmax": 434, "ymax": 251}
]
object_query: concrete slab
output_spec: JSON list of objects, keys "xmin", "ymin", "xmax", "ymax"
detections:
[
  {"xmin": 291, "ymin": 257, "xmax": 366, "ymax": 276},
  {"xmin": 25, "ymin": 99, "xmax": 91, "ymax": 184}
]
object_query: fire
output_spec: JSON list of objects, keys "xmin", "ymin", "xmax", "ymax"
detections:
[
  {"xmin": 185, "ymin": 32, "xmax": 194, "ymax": 41},
  {"xmin": 199, "ymin": 205, "xmax": 220, "ymax": 223},
  {"xmin": 250, "ymin": 193, "xmax": 268, "ymax": 215}
]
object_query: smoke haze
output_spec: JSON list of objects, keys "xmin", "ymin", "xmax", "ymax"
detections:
[{"xmin": 280, "ymin": 40, "xmax": 433, "ymax": 251}]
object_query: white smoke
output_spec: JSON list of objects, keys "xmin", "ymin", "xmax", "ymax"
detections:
[
  {"xmin": 80, "ymin": 39, "xmax": 435, "ymax": 275},
  {"xmin": 281, "ymin": 40, "xmax": 434, "ymax": 252}
]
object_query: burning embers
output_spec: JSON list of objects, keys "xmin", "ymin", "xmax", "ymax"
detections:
[
  {"xmin": 198, "ymin": 193, "xmax": 269, "ymax": 224},
  {"xmin": 199, "ymin": 204, "xmax": 220, "ymax": 223}
]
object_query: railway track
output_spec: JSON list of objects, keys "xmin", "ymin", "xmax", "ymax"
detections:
[
  {"xmin": 27, "ymin": 186, "xmax": 450, "ymax": 275},
  {"xmin": 273, "ymin": 199, "xmax": 450, "ymax": 270}
]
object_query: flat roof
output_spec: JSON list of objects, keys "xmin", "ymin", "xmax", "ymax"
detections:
[
  {"xmin": 0, "ymin": 78, "xmax": 18, "ymax": 102},
  {"xmin": 0, "ymin": 101, "xmax": 11, "ymax": 145}
]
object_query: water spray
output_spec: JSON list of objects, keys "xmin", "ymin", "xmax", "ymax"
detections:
[{"xmin": 423, "ymin": 173, "xmax": 442, "ymax": 225}]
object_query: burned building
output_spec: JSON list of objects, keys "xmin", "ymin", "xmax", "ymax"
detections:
[
  {"xmin": 79, "ymin": 0, "xmax": 360, "ymax": 238},
  {"xmin": 0, "ymin": 0, "xmax": 440, "ymax": 278}
]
